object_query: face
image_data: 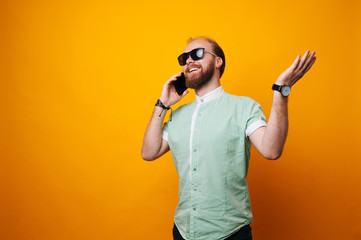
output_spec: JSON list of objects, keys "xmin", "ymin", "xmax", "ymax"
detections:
[{"xmin": 182, "ymin": 39, "xmax": 217, "ymax": 90}]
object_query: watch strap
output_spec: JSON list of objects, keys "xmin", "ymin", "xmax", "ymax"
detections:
[{"xmin": 272, "ymin": 84, "xmax": 282, "ymax": 92}]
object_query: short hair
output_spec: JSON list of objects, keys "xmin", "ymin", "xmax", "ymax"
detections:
[{"xmin": 187, "ymin": 36, "xmax": 226, "ymax": 78}]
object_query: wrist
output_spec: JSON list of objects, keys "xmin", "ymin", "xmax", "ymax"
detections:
[
  {"xmin": 159, "ymin": 97, "xmax": 170, "ymax": 107},
  {"xmin": 155, "ymin": 99, "xmax": 173, "ymax": 121},
  {"xmin": 275, "ymin": 79, "xmax": 289, "ymax": 85},
  {"xmin": 272, "ymin": 83, "xmax": 291, "ymax": 97},
  {"xmin": 155, "ymin": 99, "xmax": 169, "ymax": 109}
]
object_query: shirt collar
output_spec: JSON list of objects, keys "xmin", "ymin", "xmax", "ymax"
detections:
[{"xmin": 196, "ymin": 86, "xmax": 225, "ymax": 104}]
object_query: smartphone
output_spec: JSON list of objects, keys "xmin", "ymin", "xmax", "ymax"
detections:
[{"xmin": 173, "ymin": 72, "xmax": 188, "ymax": 95}]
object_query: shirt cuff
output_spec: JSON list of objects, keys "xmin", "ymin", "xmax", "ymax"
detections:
[
  {"xmin": 162, "ymin": 131, "xmax": 168, "ymax": 142},
  {"xmin": 246, "ymin": 120, "xmax": 267, "ymax": 137}
]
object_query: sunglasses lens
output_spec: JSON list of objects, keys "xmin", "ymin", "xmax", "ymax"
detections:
[
  {"xmin": 177, "ymin": 48, "xmax": 205, "ymax": 66},
  {"xmin": 178, "ymin": 53, "xmax": 188, "ymax": 66},
  {"xmin": 195, "ymin": 48, "xmax": 204, "ymax": 59},
  {"xmin": 191, "ymin": 48, "xmax": 204, "ymax": 61}
]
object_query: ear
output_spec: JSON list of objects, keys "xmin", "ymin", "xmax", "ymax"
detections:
[{"xmin": 215, "ymin": 57, "xmax": 223, "ymax": 69}]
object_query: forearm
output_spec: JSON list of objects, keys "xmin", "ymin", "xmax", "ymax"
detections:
[
  {"xmin": 251, "ymin": 50, "xmax": 316, "ymax": 160},
  {"xmin": 141, "ymin": 106, "xmax": 168, "ymax": 161},
  {"xmin": 141, "ymin": 72, "xmax": 189, "ymax": 161},
  {"xmin": 262, "ymin": 91, "xmax": 289, "ymax": 159}
]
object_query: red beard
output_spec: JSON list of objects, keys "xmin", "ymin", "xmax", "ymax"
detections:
[{"xmin": 185, "ymin": 63, "xmax": 215, "ymax": 90}]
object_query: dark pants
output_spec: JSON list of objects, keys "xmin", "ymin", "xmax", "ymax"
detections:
[{"xmin": 173, "ymin": 224, "xmax": 252, "ymax": 240}]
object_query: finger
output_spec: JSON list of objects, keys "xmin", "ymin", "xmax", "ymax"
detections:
[
  {"xmin": 304, "ymin": 56, "xmax": 316, "ymax": 73},
  {"xmin": 180, "ymin": 90, "xmax": 189, "ymax": 98},
  {"xmin": 169, "ymin": 72, "xmax": 182, "ymax": 81},
  {"xmin": 166, "ymin": 72, "xmax": 183, "ymax": 84},
  {"xmin": 290, "ymin": 54, "xmax": 301, "ymax": 70},
  {"xmin": 298, "ymin": 50, "xmax": 310, "ymax": 69},
  {"xmin": 301, "ymin": 51, "xmax": 316, "ymax": 72}
]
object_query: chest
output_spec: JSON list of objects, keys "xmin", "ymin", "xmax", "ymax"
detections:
[{"xmin": 168, "ymin": 102, "xmax": 247, "ymax": 157}]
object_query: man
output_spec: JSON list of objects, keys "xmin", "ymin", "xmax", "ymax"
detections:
[{"xmin": 141, "ymin": 37, "xmax": 316, "ymax": 240}]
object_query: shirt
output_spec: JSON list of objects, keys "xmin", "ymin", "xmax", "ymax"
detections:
[{"xmin": 163, "ymin": 86, "xmax": 267, "ymax": 240}]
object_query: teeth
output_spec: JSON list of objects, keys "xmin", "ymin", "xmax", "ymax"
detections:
[{"xmin": 190, "ymin": 68, "xmax": 198, "ymax": 72}]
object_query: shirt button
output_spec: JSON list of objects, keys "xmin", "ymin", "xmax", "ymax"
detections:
[
  {"xmin": 194, "ymin": 149, "xmax": 197, "ymax": 152},
  {"xmin": 193, "ymin": 168, "xmax": 197, "ymax": 171},
  {"xmin": 198, "ymin": 112, "xmax": 202, "ymax": 116},
  {"xmin": 193, "ymin": 188, "xmax": 197, "ymax": 191},
  {"xmin": 200, "ymin": 99, "xmax": 204, "ymax": 102},
  {"xmin": 195, "ymin": 129, "xmax": 198, "ymax": 133},
  {"xmin": 193, "ymin": 207, "xmax": 196, "ymax": 211}
]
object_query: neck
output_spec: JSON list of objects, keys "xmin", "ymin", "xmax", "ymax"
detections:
[{"xmin": 195, "ymin": 75, "xmax": 221, "ymax": 97}]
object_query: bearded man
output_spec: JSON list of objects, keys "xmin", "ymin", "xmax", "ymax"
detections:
[{"xmin": 141, "ymin": 37, "xmax": 316, "ymax": 240}]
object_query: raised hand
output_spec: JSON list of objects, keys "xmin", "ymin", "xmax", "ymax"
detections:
[
  {"xmin": 160, "ymin": 72, "xmax": 189, "ymax": 107},
  {"xmin": 276, "ymin": 50, "xmax": 316, "ymax": 87}
]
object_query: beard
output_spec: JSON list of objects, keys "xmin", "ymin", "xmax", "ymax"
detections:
[{"xmin": 185, "ymin": 63, "xmax": 215, "ymax": 90}]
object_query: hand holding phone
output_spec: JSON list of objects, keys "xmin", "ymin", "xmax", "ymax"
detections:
[{"xmin": 160, "ymin": 72, "xmax": 188, "ymax": 108}]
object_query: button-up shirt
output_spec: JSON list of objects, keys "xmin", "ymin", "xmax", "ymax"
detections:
[{"xmin": 163, "ymin": 86, "xmax": 267, "ymax": 240}]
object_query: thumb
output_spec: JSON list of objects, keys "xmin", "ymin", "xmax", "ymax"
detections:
[{"xmin": 180, "ymin": 90, "xmax": 189, "ymax": 98}]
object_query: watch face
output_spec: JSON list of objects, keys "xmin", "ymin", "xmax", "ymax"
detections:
[{"xmin": 281, "ymin": 86, "xmax": 291, "ymax": 96}]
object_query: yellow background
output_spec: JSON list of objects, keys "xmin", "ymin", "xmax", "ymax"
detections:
[{"xmin": 1, "ymin": 0, "xmax": 361, "ymax": 239}]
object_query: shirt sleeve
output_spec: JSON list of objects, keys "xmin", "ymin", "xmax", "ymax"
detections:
[
  {"xmin": 162, "ymin": 122, "xmax": 169, "ymax": 142},
  {"xmin": 245, "ymin": 99, "xmax": 267, "ymax": 137}
]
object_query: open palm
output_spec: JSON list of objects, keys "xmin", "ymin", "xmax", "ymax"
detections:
[{"xmin": 276, "ymin": 50, "xmax": 316, "ymax": 87}]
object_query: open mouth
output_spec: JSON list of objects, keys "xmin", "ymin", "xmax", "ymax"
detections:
[{"xmin": 189, "ymin": 68, "xmax": 200, "ymax": 73}]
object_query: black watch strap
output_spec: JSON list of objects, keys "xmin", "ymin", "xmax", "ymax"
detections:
[
  {"xmin": 272, "ymin": 84, "xmax": 291, "ymax": 97},
  {"xmin": 272, "ymin": 84, "xmax": 282, "ymax": 92}
]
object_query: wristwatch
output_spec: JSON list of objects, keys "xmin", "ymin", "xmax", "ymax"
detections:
[{"xmin": 272, "ymin": 84, "xmax": 291, "ymax": 97}]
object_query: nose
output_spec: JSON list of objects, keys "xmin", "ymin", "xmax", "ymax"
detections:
[{"xmin": 185, "ymin": 54, "xmax": 194, "ymax": 65}]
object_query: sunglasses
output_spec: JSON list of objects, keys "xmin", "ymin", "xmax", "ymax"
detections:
[{"xmin": 177, "ymin": 48, "xmax": 218, "ymax": 66}]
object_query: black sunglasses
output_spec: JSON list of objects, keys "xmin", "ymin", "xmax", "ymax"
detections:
[{"xmin": 177, "ymin": 48, "xmax": 218, "ymax": 66}]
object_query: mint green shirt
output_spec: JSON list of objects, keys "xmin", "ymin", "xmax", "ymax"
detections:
[{"xmin": 163, "ymin": 86, "xmax": 267, "ymax": 240}]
